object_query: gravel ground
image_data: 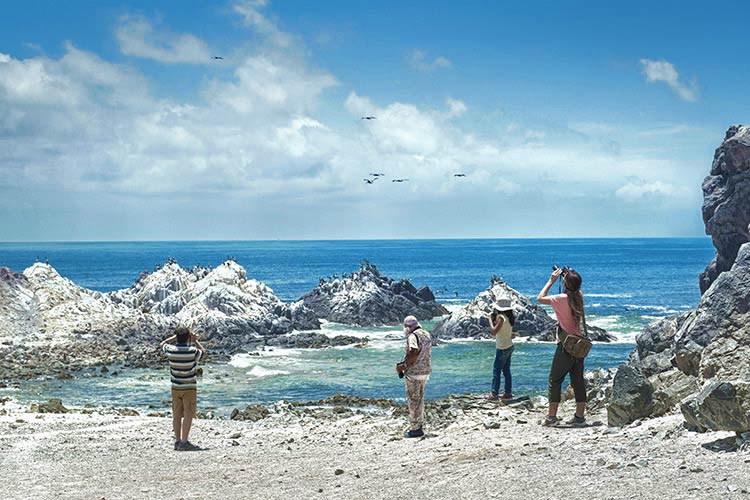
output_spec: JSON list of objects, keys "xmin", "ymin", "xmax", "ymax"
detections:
[{"xmin": 0, "ymin": 397, "xmax": 748, "ymax": 500}]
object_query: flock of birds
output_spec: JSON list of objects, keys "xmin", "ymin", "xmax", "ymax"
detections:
[{"xmin": 210, "ymin": 53, "xmax": 470, "ymax": 187}]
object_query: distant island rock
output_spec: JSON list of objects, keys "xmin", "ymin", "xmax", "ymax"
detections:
[
  {"xmin": 299, "ymin": 261, "xmax": 448, "ymax": 326},
  {"xmin": 432, "ymin": 276, "xmax": 615, "ymax": 342},
  {"xmin": 609, "ymin": 125, "xmax": 750, "ymax": 433}
]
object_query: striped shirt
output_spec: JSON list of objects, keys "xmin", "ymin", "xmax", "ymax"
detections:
[{"xmin": 162, "ymin": 343, "xmax": 203, "ymax": 390}]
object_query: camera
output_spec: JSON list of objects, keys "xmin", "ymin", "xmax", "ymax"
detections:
[
  {"xmin": 397, "ymin": 360, "xmax": 406, "ymax": 378},
  {"xmin": 552, "ymin": 265, "xmax": 570, "ymax": 277}
]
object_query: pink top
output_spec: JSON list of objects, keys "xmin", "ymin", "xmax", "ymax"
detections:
[{"xmin": 548, "ymin": 293, "xmax": 581, "ymax": 335}]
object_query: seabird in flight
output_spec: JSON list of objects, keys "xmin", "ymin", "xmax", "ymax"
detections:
[
  {"xmin": 454, "ymin": 173, "xmax": 467, "ymax": 177},
  {"xmin": 361, "ymin": 116, "xmax": 376, "ymax": 120},
  {"xmin": 364, "ymin": 178, "xmax": 376, "ymax": 184},
  {"xmin": 213, "ymin": 56, "xmax": 224, "ymax": 60},
  {"xmin": 392, "ymin": 179, "xmax": 409, "ymax": 183},
  {"xmin": 370, "ymin": 173, "xmax": 384, "ymax": 177}
]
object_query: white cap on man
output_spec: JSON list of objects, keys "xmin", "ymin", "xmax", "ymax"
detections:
[{"xmin": 403, "ymin": 315, "xmax": 420, "ymax": 328}]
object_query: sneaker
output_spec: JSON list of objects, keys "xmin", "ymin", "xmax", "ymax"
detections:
[
  {"xmin": 174, "ymin": 440, "xmax": 180, "ymax": 451},
  {"xmin": 500, "ymin": 392, "xmax": 515, "ymax": 400},
  {"xmin": 566, "ymin": 415, "xmax": 586, "ymax": 426},
  {"xmin": 177, "ymin": 441, "xmax": 201, "ymax": 451},
  {"xmin": 485, "ymin": 393, "xmax": 499, "ymax": 401},
  {"xmin": 543, "ymin": 415, "xmax": 559, "ymax": 427},
  {"xmin": 405, "ymin": 428, "xmax": 424, "ymax": 438}
]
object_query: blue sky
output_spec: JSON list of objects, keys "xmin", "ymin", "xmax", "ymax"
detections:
[{"xmin": 0, "ymin": 0, "xmax": 747, "ymax": 241}]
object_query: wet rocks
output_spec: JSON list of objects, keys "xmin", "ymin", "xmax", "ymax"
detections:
[
  {"xmin": 230, "ymin": 404, "xmax": 271, "ymax": 422},
  {"xmin": 28, "ymin": 399, "xmax": 68, "ymax": 414},
  {"xmin": 433, "ymin": 276, "xmax": 614, "ymax": 341},
  {"xmin": 264, "ymin": 333, "xmax": 366, "ymax": 349},
  {"xmin": 299, "ymin": 262, "xmax": 448, "ymax": 326}
]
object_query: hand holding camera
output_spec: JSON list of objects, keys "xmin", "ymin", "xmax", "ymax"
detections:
[{"xmin": 396, "ymin": 361, "xmax": 406, "ymax": 378}]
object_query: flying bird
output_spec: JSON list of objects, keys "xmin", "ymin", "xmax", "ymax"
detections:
[
  {"xmin": 364, "ymin": 178, "xmax": 376, "ymax": 184},
  {"xmin": 392, "ymin": 179, "xmax": 409, "ymax": 183},
  {"xmin": 454, "ymin": 173, "xmax": 467, "ymax": 177},
  {"xmin": 361, "ymin": 116, "xmax": 376, "ymax": 120},
  {"xmin": 370, "ymin": 173, "xmax": 385, "ymax": 177},
  {"xmin": 212, "ymin": 56, "xmax": 224, "ymax": 60}
]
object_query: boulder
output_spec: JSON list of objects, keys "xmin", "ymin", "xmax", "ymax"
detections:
[
  {"xmin": 433, "ymin": 276, "xmax": 615, "ymax": 341},
  {"xmin": 682, "ymin": 381, "xmax": 750, "ymax": 432},
  {"xmin": 607, "ymin": 364, "xmax": 654, "ymax": 427},
  {"xmin": 299, "ymin": 262, "xmax": 448, "ymax": 326},
  {"xmin": 29, "ymin": 398, "xmax": 68, "ymax": 414},
  {"xmin": 230, "ymin": 404, "xmax": 271, "ymax": 421}
]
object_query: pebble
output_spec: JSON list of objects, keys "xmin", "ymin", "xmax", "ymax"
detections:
[
  {"xmin": 228, "ymin": 432, "xmax": 242, "ymax": 439},
  {"xmin": 334, "ymin": 469, "xmax": 344, "ymax": 476}
]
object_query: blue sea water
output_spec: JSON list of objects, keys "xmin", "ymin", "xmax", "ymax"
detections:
[{"xmin": 0, "ymin": 238, "xmax": 714, "ymax": 413}]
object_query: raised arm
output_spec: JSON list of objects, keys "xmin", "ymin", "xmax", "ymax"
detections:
[
  {"xmin": 488, "ymin": 314, "xmax": 504, "ymax": 336},
  {"xmin": 537, "ymin": 268, "xmax": 563, "ymax": 305},
  {"xmin": 160, "ymin": 334, "xmax": 177, "ymax": 347}
]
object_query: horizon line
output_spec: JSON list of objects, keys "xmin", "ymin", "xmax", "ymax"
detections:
[{"xmin": 0, "ymin": 236, "xmax": 712, "ymax": 244}]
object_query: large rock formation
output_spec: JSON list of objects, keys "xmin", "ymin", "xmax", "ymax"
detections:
[
  {"xmin": 433, "ymin": 276, "xmax": 615, "ymax": 341},
  {"xmin": 699, "ymin": 125, "xmax": 750, "ymax": 294},
  {"xmin": 299, "ymin": 262, "xmax": 448, "ymax": 326},
  {"xmin": 609, "ymin": 125, "xmax": 750, "ymax": 432},
  {"xmin": 111, "ymin": 260, "xmax": 320, "ymax": 344},
  {"xmin": 0, "ymin": 260, "xmax": 321, "ymax": 379}
]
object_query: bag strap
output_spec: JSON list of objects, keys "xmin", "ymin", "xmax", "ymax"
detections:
[
  {"xmin": 580, "ymin": 306, "xmax": 589, "ymax": 339},
  {"xmin": 408, "ymin": 329, "xmax": 422, "ymax": 350}
]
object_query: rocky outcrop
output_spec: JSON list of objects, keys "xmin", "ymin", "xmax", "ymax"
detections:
[
  {"xmin": 610, "ymin": 126, "xmax": 750, "ymax": 432},
  {"xmin": 299, "ymin": 262, "xmax": 448, "ymax": 326},
  {"xmin": 0, "ymin": 260, "xmax": 321, "ymax": 379},
  {"xmin": 699, "ymin": 125, "xmax": 750, "ymax": 294},
  {"xmin": 433, "ymin": 276, "xmax": 615, "ymax": 341},
  {"xmin": 111, "ymin": 260, "xmax": 320, "ymax": 345}
]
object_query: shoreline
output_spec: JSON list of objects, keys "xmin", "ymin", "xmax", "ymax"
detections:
[{"xmin": 1, "ymin": 393, "xmax": 747, "ymax": 500}]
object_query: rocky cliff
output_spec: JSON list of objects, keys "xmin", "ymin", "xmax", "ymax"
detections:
[
  {"xmin": 299, "ymin": 262, "xmax": 448, "ymax": 326},
  {"xmin": 0, "ymin": 260, "xmax": 321, "ymax": 379},
  {"xmin": 699, "ymin": 125, "xmax": 750, "ymax": 294},
  {"xmin": 609, "ymin": 125, "xmax": 750, "ymax": 433},
  {"xmin": 433, "ymin": 276, "xmax": 615, "ymax": 341}
]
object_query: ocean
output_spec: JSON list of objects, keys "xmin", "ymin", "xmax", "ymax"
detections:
[{"xmin": 0, "ymin": 238, "xmax": 714, "ymax": 414}]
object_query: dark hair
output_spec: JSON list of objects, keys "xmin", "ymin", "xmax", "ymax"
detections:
[
  {"xmin": 493, "ymin": 310, "xmax": 516, "ymax": 327},
  {"xmin": 562, "ymin": 270, "xmax": 584, "ymax": 324},
  {"xmin": 175, "ymin": 326, "xmax": 191, "ymax": 344}
]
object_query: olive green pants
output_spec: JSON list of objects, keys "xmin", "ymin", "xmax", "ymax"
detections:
[{"xmin": 548, "ymin": 344, "xmax": 587, "ymax": 403}]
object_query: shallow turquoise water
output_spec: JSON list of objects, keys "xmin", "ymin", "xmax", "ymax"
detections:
[{"xmin": 0, "ymin": 238, "xmax": 712, "ymax": 413}]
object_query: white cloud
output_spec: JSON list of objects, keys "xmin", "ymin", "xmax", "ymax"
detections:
[
  {"xmin": 409, "ymin": 49, "xmax": 452, "ymax": 72},
  {"xmin": 446, "ymin": 98, "xmax": 467, "ymax": 117},
  {"xmin": 639, "ymin": 59, "xmax": 698, "ymax": 102},
  {"xmin": 115, "ymin": 16, "xmax": 211, "ymax": 64},
  {"xmin": 0, "ymin": 4, "xmax": 710, "ymax": 239},
  {"xmin": 233, "ymin": 0, "xmax": 293, "ymax": 47},
  {"xmin": 615, "ymin": 180, "xmax": 687, "ymax": 202}
]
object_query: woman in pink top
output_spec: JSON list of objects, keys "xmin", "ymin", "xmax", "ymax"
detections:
[{"xmin": 537, "ymin": 267, "xmax": 587, "ymax": 426}]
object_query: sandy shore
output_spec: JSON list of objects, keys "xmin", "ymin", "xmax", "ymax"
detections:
[{"xmin": 0, "ymin": 396, "xmax": 748, "ymax": 500}]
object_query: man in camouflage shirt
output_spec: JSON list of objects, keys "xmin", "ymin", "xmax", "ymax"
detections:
[{"xmin": 396, "ymin": 315, "xmax": 432, "ymax": 438}]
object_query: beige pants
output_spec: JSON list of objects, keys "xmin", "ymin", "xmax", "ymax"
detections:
[
  {"xmin": 405, "ymin": 378, "xmax": 427, "ymax": 431},
  {"xmin": 171, "ymin": 388, "xmax": 197, "ymax": 419}
]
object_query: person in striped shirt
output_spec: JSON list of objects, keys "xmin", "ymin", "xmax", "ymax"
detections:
[{"xmin": 160, "ymin": 326, "xmax": 206, "ymax": 451}]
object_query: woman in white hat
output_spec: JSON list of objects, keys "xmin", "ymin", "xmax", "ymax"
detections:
[{"xmin": 487, "ymin": 299, "xmax": 516, "ymax": 401}]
